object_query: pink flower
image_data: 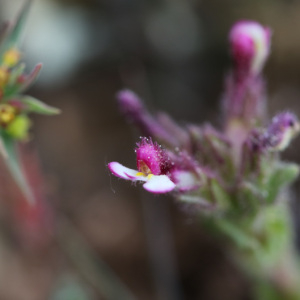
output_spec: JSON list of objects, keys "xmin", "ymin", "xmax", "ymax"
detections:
[
  {"xmin": 108, "ymin": 138, "xmax": 176, "ymax": 193},
  {"xmin": 229, "ymin": 21, "xmax": 271, "ymax": 75}
]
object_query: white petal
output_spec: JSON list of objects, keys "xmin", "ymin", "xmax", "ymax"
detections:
[
  {"xmin": 172, "ymin": 170, "xmax": 200, "ymax": 192},
  {"xmin": 143, "ymin": 175, "xmax": 175, "ymax": 194},
  {"xmin": 108, "ymin": 162, "xmax": 138, "ymax": 180}
]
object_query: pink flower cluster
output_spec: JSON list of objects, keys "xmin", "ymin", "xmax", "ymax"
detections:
[{"xmin": 108, "ymin": 20, "xmax": 300, "ymax": 201}]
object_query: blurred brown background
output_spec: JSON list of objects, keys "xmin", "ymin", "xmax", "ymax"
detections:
[{"xmin": 0, "ymin": 0, "xmax": 300, "ymax": 299}]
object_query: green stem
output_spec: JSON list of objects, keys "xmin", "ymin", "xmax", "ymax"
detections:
[{"xmin": 207, "ymin": 200, "xmax": 300, "ymax": 299}]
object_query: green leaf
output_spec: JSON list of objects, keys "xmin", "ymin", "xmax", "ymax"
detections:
[
  {"xmin": 0, "ymin": 132, "xmax": 34, "ymax": 204},
  {"xmin": 1, "ymin": 63, "xmax": 43, "ymax": 101},
  {"xmin": 4, "ymin": 64, "xmax": 43, "ymax": 100},
  {"xmin": 21, "ymin": 96, "xmax": 61, "ymax": 115},
  {"xmin": 18, "ymin": 63, "xmax": 43, "ymax": 93},
  {"xmin": 260, "ymin": 205, "xmax": 290, "ymax": 264},
  {"xmin": 210, "ymin": 179, "xmax": 231, "ymax": 210},
  {"xmin": 0, "ymin": 0, "xmax": 32, "ymax": 53},
  {"xmin": 214, "ymin": 217, "xmax": 260, "ymax": 251},
  {"xmin": 238, "ymin": 181, "xmax": 267, "ymax": 213},
  {"xmin": 7, "ymin": 63, "xmax": 25, "ymax": 85},
  {"xmin": 266, "ymin": 162, "xmax": 299, "ymax": 203}
]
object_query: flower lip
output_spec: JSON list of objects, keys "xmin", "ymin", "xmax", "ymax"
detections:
[
  {"xmin": 171, "ymin": 169, "xmax": 200, "ymax": 192},
  {"xmin": 108, "ymin": 161, "xmax": 175, "ymax": 193},
  {"xmin": 143, "ymin": 175, "xmax": 176, "ymax": 193},
  {"xmin": 108, "ymin": 162, "xmax": 140, "ymax": 180}
]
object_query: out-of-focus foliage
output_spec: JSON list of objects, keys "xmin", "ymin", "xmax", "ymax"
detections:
[{"xmin": 0, "ymin": 0, "xmax": 59, "ymax": 203}]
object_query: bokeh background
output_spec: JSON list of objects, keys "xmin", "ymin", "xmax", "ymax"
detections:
[{"xmin": 0, "ymin": 0, "xmax": 300, "ymax": 299}]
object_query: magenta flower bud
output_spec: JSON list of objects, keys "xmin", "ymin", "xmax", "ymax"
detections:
[
  {"xmin": 117, "ymin": 89, "xmax": 144, "ymax": 119},
  {"xmin": 263, "ymin": 112, "xmax": 300, "ymax": 151},
  {"xmin": 116, "ymin": 89, "xmax": 181, "ymax": 147},
  {"xmin": 136, "ymin": 137, "xmax": 172, "ymax": 176},
  {"xmin": 230, "ymin": 21, "xmax": 271, "ymax": 75},
  {"xmin": 242, "ymin": 112, "xmax": 300, "ymax": 177}
]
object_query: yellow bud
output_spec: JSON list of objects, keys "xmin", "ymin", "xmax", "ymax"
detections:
[
  {"xmin": 0, "ymin": 104, "xmax": 16, "ymax": 124},
  {"xmin": 6, "ymin": 115, "xmax": 31, "ymax": 140},
  {"xmin": 3, "ymin": 48, "xmax": 21, "ymax": 68}
]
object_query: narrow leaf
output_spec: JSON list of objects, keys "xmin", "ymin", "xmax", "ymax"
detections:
[
  {"xmin": 210, "ymin": 179, "xmax": 231, "ymax": 210},
  {"xmin": 0, "ymin": 0, "xmax": 32, "ymax": 53},
  {"xmin": 8, "ymin": 63, "xmax": 26, "ymax": 85},
  {"xmin": 21, "ymin": 96, "xmax": 61, "ymax": 115},
  {"xmin": 4, "ymin": 64, "xmax": 43, "ymax": 99},
  {"xmin": 1, "ymin": 132, "xmax": 34, "ymax": 204},
  {"xmin": 266, "ymin": 162, "xmax": 299, "ymax": 203},
  {"xmin": 215, "ymin": 217, "xmax": 260, "ymax": 251},
  {"xmin": 18, "ymin": 63, "xmax": 43, "ymax": 93}
]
